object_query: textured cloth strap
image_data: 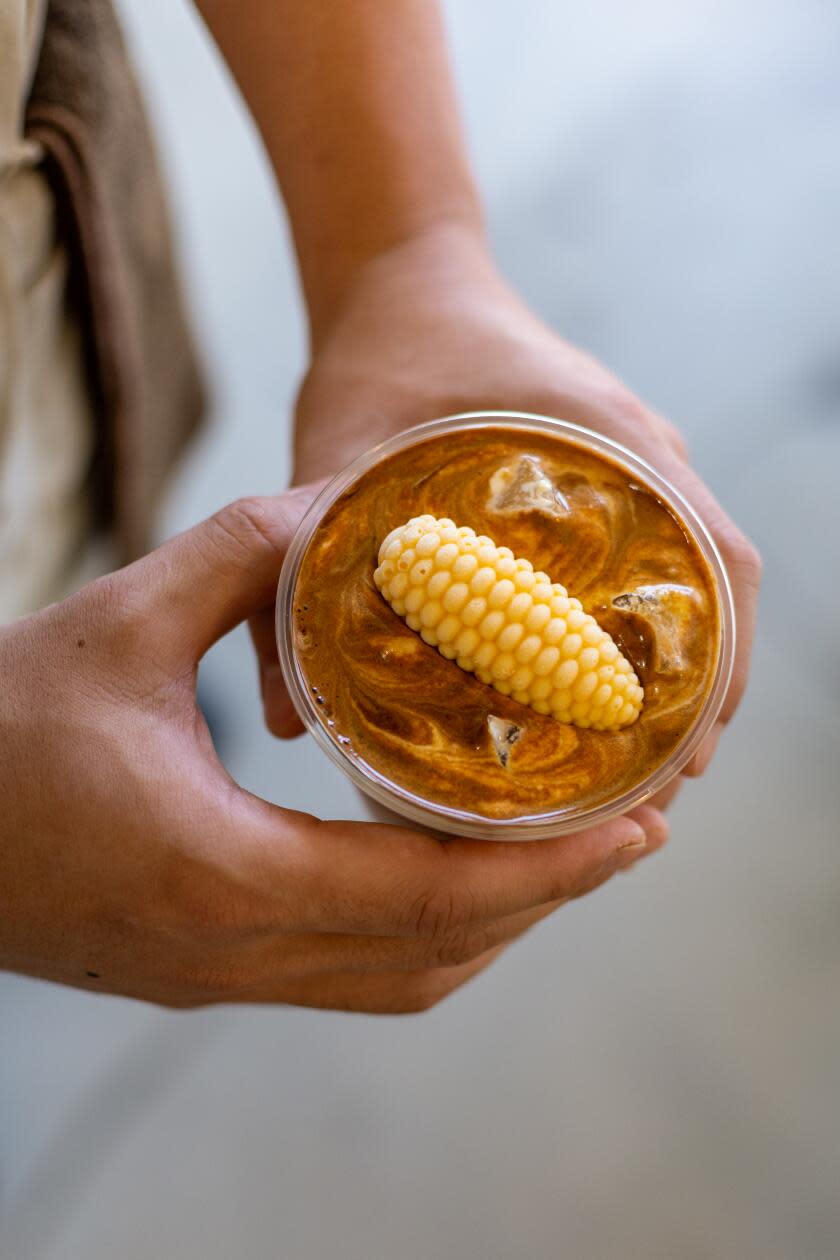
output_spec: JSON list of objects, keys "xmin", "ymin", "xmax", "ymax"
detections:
[{"xmin": 25, "ymin": 0, "xmax": 205, "ymax": 561}]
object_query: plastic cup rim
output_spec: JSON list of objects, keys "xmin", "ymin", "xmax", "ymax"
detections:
[{"xmin": 276, "ymin": 410, "xmax": 736, "ymax": 841}]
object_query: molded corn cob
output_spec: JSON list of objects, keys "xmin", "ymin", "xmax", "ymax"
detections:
[{"xmin": 374, "ymin": 516, "xmax": 643, "ymax": 731}]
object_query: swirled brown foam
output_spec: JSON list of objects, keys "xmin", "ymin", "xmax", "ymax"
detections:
[{"xmin": 292, "ymin": 428, "xmax": 720, "ymax": 820}]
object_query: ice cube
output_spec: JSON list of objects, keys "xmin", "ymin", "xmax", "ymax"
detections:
[
  {"xmin": 487, "ymin": 714, "xmax": 523, "ymax": 769},
  {"xmin": 488, "ymin": 456, "xmax": 570, "ymax": 516},
  {"xmin": 611, "ymin": 584, "xmax": 700, "ymax": 675}
]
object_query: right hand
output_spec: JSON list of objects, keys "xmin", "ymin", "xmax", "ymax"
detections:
[{"xmin": 0, "ymin": 491, "xmax": 667, "ymax": 1012}]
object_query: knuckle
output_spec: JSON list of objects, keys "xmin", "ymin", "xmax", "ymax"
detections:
[
  {"xmin": 428, "ymin": 923, "xmax": 492, "ymax": 969},
  {"xmin": 409, "ymin": 883, "xmax": 476, "ymax": 942},
  {"xmin": 666, "ymin": 425, "xmax": 690, "ymax": 460},
  {"xmin": 594, "ymin": 386, "xmax": 687, "ymax": 461},
  {"xmin": 599, "ymin": 384, "xmax": 650, "ymax": 428},
  {"xmin": 210, "ymin": 496, "xmax": 288, "ymax": 565}
]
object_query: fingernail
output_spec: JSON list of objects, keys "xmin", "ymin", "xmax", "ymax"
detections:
[{"xmin": 615, "ymin": 836, "xmax": 647, "ymax": 868}]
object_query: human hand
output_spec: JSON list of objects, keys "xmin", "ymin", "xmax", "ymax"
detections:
[
  {"xmin": 289, "ymin": 225, "xmax": 761, "ymax": 776},
  {"xmin": 0, "ymin": 490, "xmax": 667, "ymax": 1011}
]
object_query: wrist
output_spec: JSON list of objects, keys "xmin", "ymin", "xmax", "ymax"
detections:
[{"xmin": 305, "ymin": 214, "xmax": 493, "ymax": 350}]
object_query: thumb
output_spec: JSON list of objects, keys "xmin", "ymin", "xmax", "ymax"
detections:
[{"xmin": 135, "ymin": 486, "xmax": 317, "ymax": 665}]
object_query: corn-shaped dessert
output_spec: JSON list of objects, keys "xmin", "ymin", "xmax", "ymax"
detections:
[{"xmin": 374, "ymin": 515, "xmax": 643, "ymax": 731}]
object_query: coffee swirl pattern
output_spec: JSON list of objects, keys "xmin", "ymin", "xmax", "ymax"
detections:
[{"xmin": 292, "ymin": 428, "xmax": 720, "ymax": 820}]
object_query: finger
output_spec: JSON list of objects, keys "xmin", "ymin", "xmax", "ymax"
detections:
[
  {"xmin": 648, "ymin": 775, "xmax": 685, "ymax": 812},
  {"xmin": 562, "ymin": 380, "xmax": 759, "ymax": 729},
  {"xmin": 248, "ymin": 605, "xmax": 305, "ymax": 738},
  {"xmin": 129, "ymin": 484, "xmax": 317, "ymax": 665},
  {"xmin": 219, "ymin": 812, "xmax": 662, "ymax": 1009},
  {"xmin": 247, "ymin": 903, "xmax": 565, "ymax": 980},
  {"xmin": 681, "ymin": 722, "xmax": 723, "ymax": 779},
  {"xmin": 231, "ymin": 946, "xmax": 507, "ymax": 1013},
  {"xmin": 245, "ymin": 805, "xmax": 667, "ymax": 982},
  {"xmin": 537, "ymin": 383, "xmax": 759, "ymax": 735},
  {"xmin": 248, "ymin": 802, "xmax": 667, "ymax": 939},
  {"xmin": 305, "ymin": 815, "xmax": 648, "ymax": 936},
  {"xmin": 590, "ymin": 406, "xmax": 760, "ymax": 731},
  {"xmin": 655, "ymin": 454, "xmax": 761, "ymax": 727}
]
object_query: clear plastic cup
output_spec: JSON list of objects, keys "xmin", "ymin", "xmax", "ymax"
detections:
[{"xmin": 276, "ymin": 412, "xmax": 735, "ymax": 840}]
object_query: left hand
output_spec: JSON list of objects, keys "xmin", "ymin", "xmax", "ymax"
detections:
[{"xmin": 257, "ymin": 225, "xmax": 760, "ymax": 784}]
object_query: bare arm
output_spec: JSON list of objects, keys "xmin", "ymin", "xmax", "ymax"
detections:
[{"xmin": 195, "ymin": 0, "xmax": 483, "ymax": 344}]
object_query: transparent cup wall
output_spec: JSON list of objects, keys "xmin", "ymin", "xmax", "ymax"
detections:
[{"xmin": 276, "ymin": 412, "xmax": 736, "ymax": 841}]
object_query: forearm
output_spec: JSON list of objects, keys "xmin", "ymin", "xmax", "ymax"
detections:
[{"xmin": 196, "ymin": 0, "xmax": 484, "ymax": 343}]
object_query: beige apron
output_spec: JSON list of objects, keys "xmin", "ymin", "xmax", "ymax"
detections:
[{"xmin": 0, "ymin": 0, "xmax": 94, "ymax": 619}]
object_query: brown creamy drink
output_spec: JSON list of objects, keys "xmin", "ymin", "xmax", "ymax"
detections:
[{"xmin": 291, "ymin": 426, "xmax": 721, "ymax": 820}]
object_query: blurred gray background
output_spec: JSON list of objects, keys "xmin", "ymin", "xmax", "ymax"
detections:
[{"xmin": 2, "ymin": 0, "xmax": 839, "ymax": 1256}]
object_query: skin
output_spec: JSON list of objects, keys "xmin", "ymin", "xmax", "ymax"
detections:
[
  {"xmin": 0, "ymin": 491, "xmax": 666, "ymax": 1010},
  {"xmin": 0, "ymin": 2, "xmax": 759, "ymax": 1009}
]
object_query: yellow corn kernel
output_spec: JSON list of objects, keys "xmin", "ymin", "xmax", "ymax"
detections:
[{"xmin": 374, "ymin": 517, "xmax": 643, "ymax": 730}]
